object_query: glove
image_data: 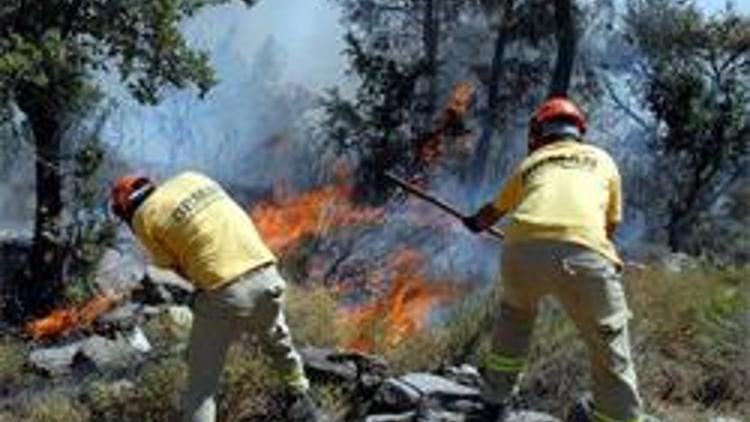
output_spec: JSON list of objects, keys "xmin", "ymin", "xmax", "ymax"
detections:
[{"xmin": 463, "ymin": 215, "xmax": 483, "ymax": 233}]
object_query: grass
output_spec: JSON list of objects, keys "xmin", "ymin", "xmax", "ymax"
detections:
[
  {"xmin": 2, "ymin": 261, "xmax": 748, "ymax": 421},
  {"xmin": 19, "ymin": 393, "xmax": 88, "ymax": 422},
  {"xmin": 0, "ymin": 335, "xmax": 26, "ymax": 392}
]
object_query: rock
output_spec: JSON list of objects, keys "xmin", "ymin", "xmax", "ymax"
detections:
[
  {"xmin": 93, "ymin": 248, "xmax": 146, "ymax": 293},
  {"xmin": 96, "ymin": 303, "xmax": 142, "ymax": 333},
  {"xmin": 504, "ymin": 411, "xmax": 562, "ymax": 422},
  {"xmin": 126, "ymin": 326, "xmax": 152, "ymax": 353},
  {"xmin": 376, "ymin": 377, "xmax": 422, "ymax": 411},
  {"xmin": 373, "ymin": 373, "xmax": 481, "ymax": 414},
  {"xmin": 301, "ymin": 347, "xmax": 359, "ymax": 383},
  {"xmin": 710, "ymin": 417, "xmax": 743, "ymax": 422},
  {"xmin": 28, "ymin": 341, "xmax": 82, "ymax": 376},
  {"xmin": 397, "ymin": 373, "xmax": 480, "ymax": 400},
  {"xmin": 74, "ymin": 333, "xmax": 146, "ymax": 372},
  {"xmin": 440, "ymin": 365, "xmax": 483, "ymax": 389},
  {"xmin": 365, "ymin": 412, "xmax": 416, "ymax": 422}
]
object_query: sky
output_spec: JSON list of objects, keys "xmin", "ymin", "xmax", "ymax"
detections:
[{"xmin": 187, "ymin": 0, "xmax": 347, "ymax": 90}]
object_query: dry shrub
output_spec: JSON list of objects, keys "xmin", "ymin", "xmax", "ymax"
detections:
[
  {"xmin": 218, "ymin": 344, "xmax": 284, "ymax": 422},
  {"xmin": 628, "ymin": 264, "xmax": 750, "ymax": 418},
  {"xmin": 285, "ymin": 283, "xmax": 344, "ymax": 348},
  {"xmin": 86, "ymin": 357, "xmax": 186, "ymax": 421},
  {"xmin": 0, "ymin": 335, "xmax": 27, "ymax": 391},
  {"xmin": 21, "ymin": 393, "xmax": 87, "ymax": 422}
]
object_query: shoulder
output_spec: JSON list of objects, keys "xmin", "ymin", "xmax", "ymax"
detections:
[{"xmin": 579, "ymin": 143, "xmax": 618, "ymax": 167}]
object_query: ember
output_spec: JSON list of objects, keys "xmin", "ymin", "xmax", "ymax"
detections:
[
  {"xmin": 343, "ymin": 249, "xmax": 460, "ymax": 352},
  {"xmin": 251, "ymin": 184, "xmax": 383, "ymax": 253},
  {"xmin": 26, "ymin": 293, "xmax": 122, "ymax": 340}
]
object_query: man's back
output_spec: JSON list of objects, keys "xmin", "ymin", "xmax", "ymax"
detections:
[
  {"xmin": 495, "ymin": 140, "xmax": 622, "ymax": 265},
  {"xmin": 132, "ymin": 171, "xmax": 276, "ymax": 289}
]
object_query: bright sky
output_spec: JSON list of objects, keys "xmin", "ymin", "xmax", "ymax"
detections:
[{"xmin": 187, "ymin": 0, "xmax": 346, "ymax": 89}]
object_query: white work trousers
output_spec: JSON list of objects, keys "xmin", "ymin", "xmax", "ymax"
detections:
[
  {"xmin": 482, "ymin": 240, "xmax": 642, "ymax": 422},
  {"xmin": 182, "ymin": 265, "xmax": 309, "ymax": 422}
]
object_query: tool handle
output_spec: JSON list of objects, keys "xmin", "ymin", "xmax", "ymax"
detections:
[{"xmin": 384, "ymin": 172, "xmax": 504, "ymax": 240}]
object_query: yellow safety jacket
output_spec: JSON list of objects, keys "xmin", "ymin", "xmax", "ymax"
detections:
[
  {"xmin": 132, "ymin": 171, "xmax": 276, "ymax": 290},
  {"xmin": 493, "ymin": 140, "xmax": 623, "ymax": 266}
]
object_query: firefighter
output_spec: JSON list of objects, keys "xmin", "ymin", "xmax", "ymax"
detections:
[
  {"xmin": 464, "ymin": 97, "xmax": 644, "ymax": 422},
  {"xmin": 111, "ymin": 171, "xmax": 324, "ymax": 422}
]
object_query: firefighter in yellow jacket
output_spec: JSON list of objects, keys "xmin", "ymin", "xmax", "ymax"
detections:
[
  {"xmin": 464, "ymin": 97, "xmax": 643, "ymax": 422},
  {"xmin": 111, "ymin": 171, "xmax": 323, "ymax": 422}
]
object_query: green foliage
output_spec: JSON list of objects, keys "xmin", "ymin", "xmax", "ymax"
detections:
[
  {"xmin": 0, "ymin": 0, "xmax": 233, "ymax": 106},
  {"xmin": 321, "ymin": 33, "xmax": 430, "ymax": 204},
  {"xmin": 626, "ymin": 0, "xmax": 750, "ymax": 252}
]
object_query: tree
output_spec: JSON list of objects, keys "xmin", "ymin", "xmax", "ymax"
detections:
[
  {"xmin": 325, "ymin": 0, "xmax": 590, "ymax": 203},
  {"xmin": 626, "ymin": 0, "xmax": 750, "ymax": 252},
  {"xmin": 0, "ymin": 0, "xmax": 258, "ymax": 316}
]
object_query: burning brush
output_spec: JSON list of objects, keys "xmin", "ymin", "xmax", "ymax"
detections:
[{"xmin": 25, "ymin": 292, "xmax": 124, "ymax": 340}]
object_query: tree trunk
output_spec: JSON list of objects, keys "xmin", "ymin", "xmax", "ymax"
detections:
[
  {"xmin": 17, "ymin": 87, "xmax": 66, "ymax": 317},
  {"xmin": 548, "ymin": 0, "xmax": 576, "ymax": 97},
  {"xmin": 468, "ymin": 0, "xmax": 513, "ymax": 193}
]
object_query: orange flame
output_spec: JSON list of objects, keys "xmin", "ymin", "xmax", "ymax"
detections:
[
  {"xmin": 26, "ymin": 293, "xmax": 122, "ymax": 340},
  {"xmin": 420, "ymin": 81, "xmax": 476, "ymax": 164},
  {"xmin": 342, "ymin": 249, "xmax": 460, "ymax": 352},
  {"xmin": 251, "ymin": 184, "xmax": 383, "ymax": 253}
]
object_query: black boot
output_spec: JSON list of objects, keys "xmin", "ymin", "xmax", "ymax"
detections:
[{"xmin": 286, "ymin": 390, "xmax": 327, "ymax": 422}]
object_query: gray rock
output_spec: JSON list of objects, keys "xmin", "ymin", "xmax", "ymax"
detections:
[
  {"xmin": 365, "ymin": 412, "xmax": 417, "ymax": 422},
  {"xmin": 440, "ymin": 365, "xmax": 482, "ymax": 389},
  {"xmin": 28, "ymin": 341, "xmax": 82, "ymax": 376},
  {"xmin": 96, "ymin": 303, "xmax": 142, "ymax": 332},
  {"xmin": 504, "ymin": 411, "xmax": 562, "ymax": 422},
  {"xmin": 75, "ymin": 334, "xmax": 145, "ymax": 371},
  {"xmin": 373, "ymin": 373, "xmax": 481, "ymax": 414},
  {"xmin": 398, "ymin": 373, "xmax": 480, "ymax": 400},
  {"xmin": 301, "ymin": 347, "xmax": 359, "ymax": 382},
  {"xmin": 376, "ymin": 377, "xmax": 422, "ymax": 411}
]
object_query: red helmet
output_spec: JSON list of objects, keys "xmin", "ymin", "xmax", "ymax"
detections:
[
  {"xmin": 530, "ymin": 96, "xmax": 587, "ymax": 136},
  {"xmin": 111, "ymin": 175, "xmax": 155, "ymax": 221}
]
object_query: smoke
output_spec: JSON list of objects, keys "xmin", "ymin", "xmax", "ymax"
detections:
[{"xmin": 101, "ymin": 0, "xmax": 346, "ymax": 192}]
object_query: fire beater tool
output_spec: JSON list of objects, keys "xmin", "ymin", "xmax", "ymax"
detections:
[{"xmin": 384, "ymin": 171, "xmax": 504, "ymax": 240}]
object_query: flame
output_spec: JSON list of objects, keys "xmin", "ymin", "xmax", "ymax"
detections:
[
  {"xmin": 251, "ymin": 184, "xmax": 383, "ymax": 253},
  {"xmin": 342, "ymin": 249, "xmax": 459, "ymax": 352},
  {"xmin": 420, "ymin": 81, "xmax": 476, "ymax": 164},
  {"xmin": 26, "ymin": 293, "xmax": 122, "ymax": 340}
]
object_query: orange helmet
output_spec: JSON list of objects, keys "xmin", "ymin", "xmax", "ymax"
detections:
[
  {"xmin": 111, "ymin": 175, "xmax": 155, "ymax": 222},
  {"xmin": 529, "ymin": 96, "xmax": 587, "ymax": 138}
]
